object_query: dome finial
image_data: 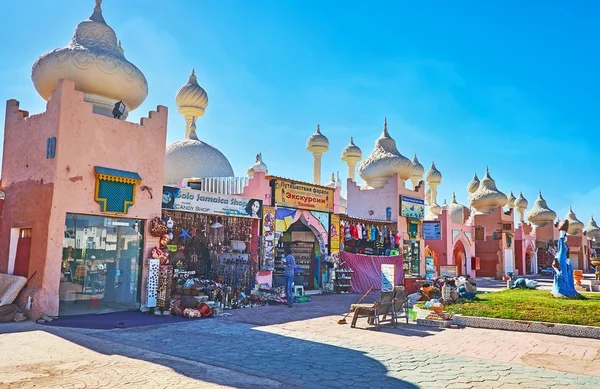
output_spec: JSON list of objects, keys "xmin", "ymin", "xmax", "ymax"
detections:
[
  {"xmin": 316, "ymin": 124, "xmax": 321, "ymax": 134},
  {"xmin": 90, "ymin": 0, "xmax": 106, "ymax": 23},
  {"xmin": 452, "ymin": 192, "xmax": 457, "ymax": 203},
  {"xmin": 189, "ymin": 69, "xmax": 197, "ymax": 84},
  {"xmin": 382, "ymin": 117, "xmax": 389, "ymax": 137},
  {"xmin": 350, "ymin": 136, "xmax": 355, "ymax": 144}
]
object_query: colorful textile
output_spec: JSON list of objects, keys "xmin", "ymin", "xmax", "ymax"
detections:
[{"xmin": 339, "ymin": 251, "xmax": 404, "ymax": 294}]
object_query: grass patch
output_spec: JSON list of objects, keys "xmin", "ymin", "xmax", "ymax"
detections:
[{"xmin": 437, "ymin": 289, "xmax": 600, "ymax": 327}]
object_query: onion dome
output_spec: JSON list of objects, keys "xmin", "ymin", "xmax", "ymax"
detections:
[
  {"xmin": 585, "ymin": 216, "xmax": 600, "ymax": 239},
  {"xmin": 425, "ymin": 187, "xmax": 432, "ymax": 205},
  {"xmin": 448, "ymin": 192, "xmax": 466, "ymax": 224},
  {"xmin": 564, "ymin": 207, "xmax": 584, "ymax": 235},
  {"xmin": 469, "ymin": 167, "xmax": 508, "ymax": 214},
  {"xmin": 441, "ymin": 199, "xmax": 449, "ymax": 211},
  {"xmin": 357, "ymin": 118, "xmax": 413, "ymax": 188},
  {"xmin": 526, "ymin": 191, "xmax": 557, "ymax": 228},
  {"xmin": 164, "ymin": 118, "xmax": 234, "ymax": 185},
  {"xmin": 467, "ymin": 173, "xmax": 480, "ymax": 194},
  {"xmin": 325, "ymin": 173, "xmax": 336, "ymax": 188},
  {"xmin": 507, "ymin": 191, "xmax": 517, "ymax": 209},
  {"xmin": 410, "ymin": 154, "xmax": 424, "ymax": 184},
  {"xmin": 247, "ymin": 153, "xmax": 268, "ymax": 177},
  {"xmin": 429, "ymin": 201, "xmax": 442, "ymax": 216},
  {"xmin": 31, "ymin": 0, "xmax": 148, "ymax": 118},
  {"xmin": 336, "ymin": 171, "xmax": 342, "ymax": 188},
  {"xmin": 306, "ymin": 125, "xmax": 329, "ymax": 153},
  {"xmin": 514, "ymin": 191, "xmax": 528, "ymax": 210},
  {"xmin": 424, "ymin": 162, "xmax": 442, "ymax": 186},
  {"xmin": 341, "ymin": 137, "xmax": 362, "ymax": 162},
  {"xmin": 176, "ymin": 69, "xmax": 208, "ymax": 118}
]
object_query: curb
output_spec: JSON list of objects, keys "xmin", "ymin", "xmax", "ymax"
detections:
[{"xmin": 451, "ymin": 315, "xmax": 600, "ymax": 339}]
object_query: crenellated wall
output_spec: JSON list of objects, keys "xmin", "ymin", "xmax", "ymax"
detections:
[{"xmin": 0, "ymin": 78, "xmax": 168, "ymax": 319}]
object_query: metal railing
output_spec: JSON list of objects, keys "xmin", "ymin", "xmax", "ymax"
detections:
[{"xmin": 185, "ymin": 176, "xmax": 250, "ymax": 195}]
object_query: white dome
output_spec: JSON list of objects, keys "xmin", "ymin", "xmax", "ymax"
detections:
[
  {"xmin": 307, "ymin": 125, "xmax": 329, "ymax": 152},
  {"xmin": 467, "ymin": 173, "xmax": 480, "ymax": 194},
  {"xmin": 247, "ymin": 153, "xmax": 268, "ymax": 177},
  {"xmin": 585, "ymin": 216, "xmax": 600, "ymax": 239},
  {"xmin": 357, "ymin": 118, "xmax": 413, "ymax": 188},
  {"xmin": 526, "ymin": 191, "xmax": 557, "ymax": 228},
  {"xmin": 507, "ymin": 191, "xmax": 517, "ymax": 209},
  {"xmin": 514, "ymin": 191, "xmax": 528, "ymax": 210},
  {"xmin": 441, "ymin": 199, "xmax": 449, "ymax": 211},
  {"xmin": 410, "ymin": 154, "xmax": 424, "ymax": 182},
  {"xmin": 31, "ymin": 1, "xmax": 147, "ymax": 117},
  {"xmin": 176, "ymin": 69, "xmax": 208, "ymax": 117},
  {"xmin": 424, "ymin": 162, "xmax": 442, "ymax": 186},
  {"xmin": 341, "ymin": 137, "xmax": 362, "ymax": 161},
  {"xmin": 425, "ymin": 187, "xmax": 432, "ymax": 205},
  {"xmin": 164, "ymin": 119, "xmax": 234, "ymax": 185},
  {"xmin": 468, "ymin": 167, "xmax": 508, "ymax": 214},
  {"xmin": 448, "ymin": 192, "xmax": 466, "ymax": 224},
  {"xmin": 564, "ymin": 207, "xmax": 584, "ymax": 235},
  {"xmin": 336, "ymin": 171, "xmax": 342, "ymax": 188},
  {"xmin": 325, "ymin": 173, "xmax": 336, "ymax": 188},
  {"xmin": 429, "ymin": 201, "xmax": 442, "ymax": 216}
]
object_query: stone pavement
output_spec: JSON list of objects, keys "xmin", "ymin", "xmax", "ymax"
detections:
[{"xmin": 1, "ymin": 293, "xmax": 600, "ymax": 388}]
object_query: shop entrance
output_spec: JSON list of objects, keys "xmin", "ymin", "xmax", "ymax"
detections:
[
  {"xmin": 59, "ymin": 214, "xmax": 144, "ymax": 316},
  {"xmin": 274, "ymin": 220, "xmax": 319, "ymax": 290},
  {"xmin": 13, "ymin": 228, "xmax": 32, "ymax": 277}
]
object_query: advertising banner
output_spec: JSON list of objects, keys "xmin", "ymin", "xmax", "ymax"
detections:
[
  {"xmin": 330, "ymin": 214, "xmax": 340, "ymax": 253},
  {"xmin": 400, "ymin": 195, "xmax": 425, "ymax": 219},
  {"xmin": 162, "ymin": 186, "xmax": 262, "ymax": 219},
  {"xmin": 273, "ymin": 179, "xmax": 334, "ymax": 213}
]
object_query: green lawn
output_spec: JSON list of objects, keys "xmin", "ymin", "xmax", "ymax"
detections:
[{"xmin": 441, "ymin": 289, "xmax": 600, "ymax": 327}]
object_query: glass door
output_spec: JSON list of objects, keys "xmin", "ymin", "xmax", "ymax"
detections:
[{"xmin": 59, "ymin": 213, "xmax": 144, "ymax": 316}]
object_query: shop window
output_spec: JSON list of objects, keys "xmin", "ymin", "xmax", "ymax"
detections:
[
  {"xmin": 407, "ymin": 221, "xmax": 419, "ymax": 240},
  {"xmin": 94, "ymin": 166, "xmax": 142, "ymax": 214},
  {"xmin": 402, "ymin": 240, "xmax": 420, "ymax": 277},
  {"xmin": 60, "ymin": 214, "xmax": 144, "ymax": 316}
]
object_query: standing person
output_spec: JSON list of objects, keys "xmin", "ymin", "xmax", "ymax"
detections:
[{"xmin": 283, "ymin": 249, "xmax": 297, "ymax": 307}]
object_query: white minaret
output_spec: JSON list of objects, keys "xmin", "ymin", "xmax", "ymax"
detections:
[
  {"xmin": 341, "ymin": 137, "xmax": 362, "ymax": 181},
  {"xmin": 306, "ymin": 125, "xmax": 329, "ymax": 185},
  {"xmin": 425, "ymin": 162, "xmax": 442, "ymax": 214}
]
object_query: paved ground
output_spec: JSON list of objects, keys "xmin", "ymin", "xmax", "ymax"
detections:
[{"xmin": 2, "ymin": 293, "xmax": 600, "ymax": 388}]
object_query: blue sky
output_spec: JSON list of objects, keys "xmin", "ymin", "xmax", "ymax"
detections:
[{"xmin": 1, "ymin": 0, "xmax": 599, "ymax": 223}]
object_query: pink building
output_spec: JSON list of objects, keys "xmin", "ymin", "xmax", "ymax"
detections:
[
  {"xmin": 424, "ymin": 194, "xmax": 475, "ymax": 279},
  {"xmin": 0, "ymin": 2, "xmax": 168, "ymax": 319}
]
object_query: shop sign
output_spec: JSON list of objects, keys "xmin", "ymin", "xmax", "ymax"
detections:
[
  {"xmin": 162, "ymin": 186, "xmax": 263, "ymax": 219},
  {"xmin": 330, "ymin": 214, "xmax": 340, "ymax": 253},
  {"xmin": 422, "ymin": 221, "xmax": 441, "ymax": 240},
  {"xmin": 273, "ymin": 179, "xmax": 334, "ymax": 213},
  {"xmin": 381, "ymin": 264, "xmax": 396, "ymax": 292},
  {"xmin": 400, "ymin": 195, "xmax": 425, "ymax": 219}
]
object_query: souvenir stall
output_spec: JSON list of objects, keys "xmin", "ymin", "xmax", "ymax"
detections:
[
  {"xmin": 338, "ymin": 216, "xmax": 399, "ymax": 256},
  {"xmin": 260, "ymin": 177, "xmax": 335, "ymax": 292},
  {"xmin": 146, "ymin": 186, "xmax": 264, "ymax": 317}
]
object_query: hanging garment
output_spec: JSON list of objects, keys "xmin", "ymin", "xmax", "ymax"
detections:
[
  {"xmin": 344, "ymin": 223, "xmax": 351, "ymax": 241},
  {"xmin": 362, "ymin": 224, "xmax": 367, "ymax": 239},
  {"xmin": 371, "ymin": 225, "xmax": 377, "ymax": 241},
  {"xmin": 390, "ymin": 233, "xmax": 396, "ymax": 249},
  {"xmin": 350, "ymin": 223, "xmax": 358, "ymax": 240},
  {"xmin": 356, "ymin": 223, "xmax": 363, "ymax": 240}
]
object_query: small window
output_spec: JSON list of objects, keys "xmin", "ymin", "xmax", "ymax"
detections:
[{"xmin": 475, "ymin": 226, "xmax": 485, "ymax": 241}]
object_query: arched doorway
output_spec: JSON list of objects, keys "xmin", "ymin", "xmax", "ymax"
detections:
[
  {"xmin": 453, "ymin": 239, "xmax": 467, "ymax": 276},
  {"xmin": 424, "ymin": 247, "xmax": 438, "ymax": 280}
]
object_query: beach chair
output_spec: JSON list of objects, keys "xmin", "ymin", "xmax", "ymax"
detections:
[{"xmin": 350, "ymin": 291, "xmax": 394, "ymax": 330}]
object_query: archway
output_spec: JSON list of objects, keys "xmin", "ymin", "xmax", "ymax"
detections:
[
  {"xmin": 453, "ymin": 239, "xmax": 467, "ymax": 276},
  {"xmin": 424, "ymin": 246, "xmax": 439, "ymax": 279}
]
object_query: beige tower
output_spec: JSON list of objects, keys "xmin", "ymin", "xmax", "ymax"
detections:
[
  {"xmin": 306, "ymin": 124, "xmax": 329, "ymax": 185},
  {"xmin": 425, "ymin": 162, "xmax": 442, "ymax": 215},
  {"xmin": 514, "ymin": 192, "xmax": 528, "ymax": 222},
  {"xmin": 175, "ymin": 69, "xmax": 208, "ymax": 137},
  {"xmin": 341, "ymin": 137, "xmax": 362, "ymax": 181}
]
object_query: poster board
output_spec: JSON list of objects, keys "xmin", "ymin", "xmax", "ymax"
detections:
[
  {"xmin": 381, "ymin": 264, "xmax": 396, "ymax": 292},
  {"xmin": 400, "ymin": 195, "xmax": 425, "ymax": 219},
  {"xmin": 422, "ymin": 221, "xmax": 441, "ymax": 240},
  {"xmin": 439, "ymin": 265, "xmax": 458, "ymax": 278}
]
